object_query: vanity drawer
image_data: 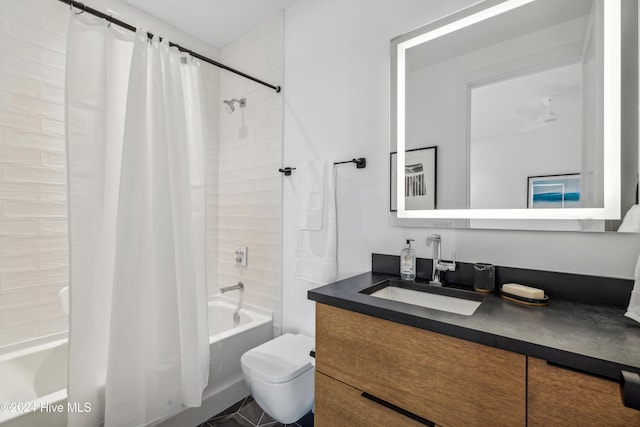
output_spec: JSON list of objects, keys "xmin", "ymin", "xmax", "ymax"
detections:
[
  {"xmin": 528, "ymin": 357, "xmax": 640, "ymax": 426},
  {"xmin": 315, "ymin": 372, "xmax": 428, "ymax": 426},
  {"xmin": 316, "ymin": 304, "xmax": 526, "ymax": 426}
]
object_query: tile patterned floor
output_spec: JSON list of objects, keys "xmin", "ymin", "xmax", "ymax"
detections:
[{"xmin": 199, "ymin": 396, "xmax": 314, "ymax": 427}]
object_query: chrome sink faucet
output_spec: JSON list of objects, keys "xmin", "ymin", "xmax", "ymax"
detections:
[{"xmin": 426, "ymin": 234, "xmax": 456, "ymax": 286}]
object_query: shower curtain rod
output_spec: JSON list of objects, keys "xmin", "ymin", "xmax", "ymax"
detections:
[{"xmin": 57, "ymin": 0, "xmax": 282, "ymax": 93}]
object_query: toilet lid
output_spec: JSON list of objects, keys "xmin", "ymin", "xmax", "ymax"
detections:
[{"xmin": 241, "ymin": 333, "xmax": 314, "ymax": 384}]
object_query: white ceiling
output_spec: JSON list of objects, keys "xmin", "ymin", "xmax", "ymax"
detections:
[{"xmin": 119, "ymin": 0, "xmax": 298, "ymax": 48}]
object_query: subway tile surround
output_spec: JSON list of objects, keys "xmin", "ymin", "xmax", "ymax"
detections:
[
  {"xmin": 217, "ymin": 13, "xmax": 283, "ymax": 336},
  {"xmin": 0, "ymin": 0, "xmax": 70, "ymax": 347}
]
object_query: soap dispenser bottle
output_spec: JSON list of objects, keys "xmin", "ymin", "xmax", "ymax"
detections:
[{"xmin": 400, "ymin": 239, "xmax": 416, "ymax": 281}]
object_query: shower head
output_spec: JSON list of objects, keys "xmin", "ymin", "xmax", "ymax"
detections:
[{"xmin": 223, "ymin": 97, "xmax": 246, "ymax": 114}]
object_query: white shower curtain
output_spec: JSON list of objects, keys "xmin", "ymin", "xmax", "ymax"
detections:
[{"xmin": 66, "ymin": 15, "xmax": 209, "ymax": 427}]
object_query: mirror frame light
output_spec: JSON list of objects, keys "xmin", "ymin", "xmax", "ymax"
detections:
[{"xmin": 395, "ymin": 0, "xmax": 621, "ymax": 220}]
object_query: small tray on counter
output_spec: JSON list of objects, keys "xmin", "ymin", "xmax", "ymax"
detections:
[{"xmin": 500, "ymin": 290, "xmax": 549, "ymax": 307}]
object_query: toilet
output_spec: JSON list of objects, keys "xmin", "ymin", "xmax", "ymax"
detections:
[{"xmin": 240, "ymin": 333, "xmax": 315, "ymax": 424}]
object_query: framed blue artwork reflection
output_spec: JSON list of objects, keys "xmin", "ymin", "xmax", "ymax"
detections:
[{"xmin": 527, "ymin": 173, "xmax": 580, "ymax": 208}]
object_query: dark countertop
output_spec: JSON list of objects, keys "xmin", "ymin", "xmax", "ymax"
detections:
[{"xmin": 308, "ymin": 272, "xmax": 640, "ymax": 380}]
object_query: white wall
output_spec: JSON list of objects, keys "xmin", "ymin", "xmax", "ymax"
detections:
[
  {"xmin": 471, "ymin": 125, "xmax": 581, "ymax": 209},
  {"xmin": 469, "ymin": 121, "xmax": 584, "ymax": 232},
  {"xmin": 282, "ymin": 0, "xmax": 640, "ymax": 337}
]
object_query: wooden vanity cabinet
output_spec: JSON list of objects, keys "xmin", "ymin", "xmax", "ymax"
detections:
[
  {"xmin": 527, "ymin": 357, "xmax": 640, "ymax": 426},
  {"xmin": 315, "ymin": 372, "xmax": 427, "ymax": 426},
  {"xmin": 315, "ymin": 304, "xmax": 526, "ymax": 426}
]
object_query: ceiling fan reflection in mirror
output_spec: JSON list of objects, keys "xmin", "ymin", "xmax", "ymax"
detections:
[{"xmin": 516, "ymin": 96, "xmax": 563, "ymax": 132}]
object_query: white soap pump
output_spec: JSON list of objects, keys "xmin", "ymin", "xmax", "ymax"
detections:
[{"xmin": 400, "ymin": 239, "xmax": 416, "ymax": 281}]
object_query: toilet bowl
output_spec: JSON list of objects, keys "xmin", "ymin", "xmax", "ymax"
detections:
[{"xmin": 240, "ymin": 333, "xmax": 315, "ymax": 424}]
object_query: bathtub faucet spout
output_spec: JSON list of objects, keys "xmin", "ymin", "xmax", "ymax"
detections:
[
  {"xmin": 220, "ymin": 282, "xmax": 244, "ymax": 294},
  {"xmin": 220, "ymin": 282, "xmax": 244, "ymax": 326}
]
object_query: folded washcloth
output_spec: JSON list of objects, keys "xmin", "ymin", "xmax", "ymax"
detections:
[
  {"xmin": 295, "ymin": 161, "xmax": 337, "ymax": 284},
  {"xmin": 296, "ymin": 160, "xmax": 326, "ymax": 231},
  {"xmin": 625, "ymin": 252, "xmax": 640, "ymax": 324},
  {"xmin": 618, "ymin": 205, "xmax": 640, "ymax": 233}
]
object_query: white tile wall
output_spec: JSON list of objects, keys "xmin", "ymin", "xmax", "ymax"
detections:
[
  {"xmin": 0, "ymin": 0, "xmax": 70, "ymax": 347},
  {"xmin": 0, "ymin": 0, "xmax": 221, "ymax": 348},
  {"xmin": 203, "ymin": 64, "xmax": 221, "ymax": 302},
  {"xmin": 217, "ymin": 13, "xmax": 283, "ymax": 336}
]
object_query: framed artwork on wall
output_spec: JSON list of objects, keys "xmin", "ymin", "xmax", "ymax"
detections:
[
  {"xmin": 390, "ymin": 146, "xmax": 437, "ymax": 212},
  {"xmin": 527, "ymin": 173, "xmax": 580, "ymax": 208}
]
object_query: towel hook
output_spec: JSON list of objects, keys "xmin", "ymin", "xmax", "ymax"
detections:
[{"xmin": 278, "ymin": 167, "xmax": 294, "ymax": 176}]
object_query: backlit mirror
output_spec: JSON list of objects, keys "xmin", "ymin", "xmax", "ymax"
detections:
[{"xmin": 390, "ymin": 0, "xmax": 638, "ymax": 231}]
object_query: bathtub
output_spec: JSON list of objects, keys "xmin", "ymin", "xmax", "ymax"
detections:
[
  {"xmin": 0, "ymin": 297, "xmax": 273, "ymax": 427},
  {"xmin": 0, "ymin": 338, "xmax": 68, "ymax": 427},
  {"xmin": 164, "ymin": 297, "xmax": 274, "ymax": 427}
]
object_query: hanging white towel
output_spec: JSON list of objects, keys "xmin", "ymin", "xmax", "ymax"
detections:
[
  {"xmin": 625, "ymin": 252, "xmax": 640, "ymax": 324},
  {"xmin": 618, "ymin": 205, "xmax": 640, "ymax": 233},
  {"xmin": 295, "ymin": 161, "xmax": 338, "ymax": 284},
  {"xmin": 297, "ymin": 161, "xmax": 326, "ymax": 230}
]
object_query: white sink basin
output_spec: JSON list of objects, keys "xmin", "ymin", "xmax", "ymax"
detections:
[{"xmin": 365, "ymin": 282, "xmax": 483, "ymax": 316}]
